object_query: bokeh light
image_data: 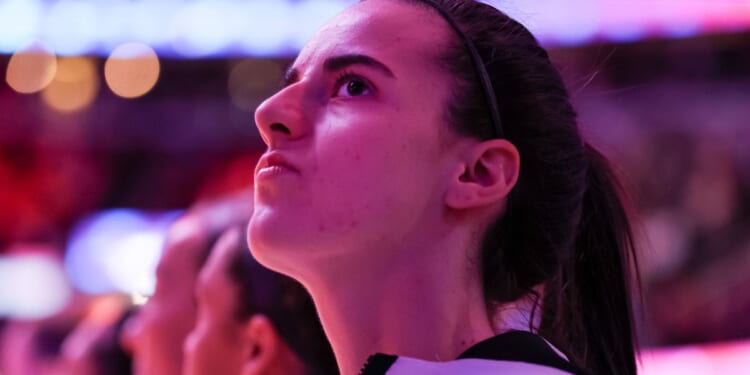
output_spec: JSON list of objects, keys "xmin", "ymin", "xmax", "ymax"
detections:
[
  {"xmin": 169, "ymin": 0, "xmax": 234, "ymax": 57},
  {"xmin": 228, "ymin": 59, "xmax": 283, "ymax": 112},
  {"xmin": 130, "ymin": 292, "xmax": 149, "ymax": 306},
  {"xmin": 0, "ymin": 253, "xmax": 72, "ymax": 319},
  {"xmin": 42, "ymin": 0, "xmax": 98, "ymax": 56},
  {"xmin": 0, "ymin": 1, "xmax": 43, "ymax": 53},
  {"xmin": 64, "ymin": 209, "xmax": 181, "ymax": 295},
  {"xmin": 41, "ymin": 56, "xmax": 99, "ymax": 113},
  {"xmin": 104, "ymin": 42, "xmax": 160, "ymax": 98},
  {"xmin": 5, "ymin": 40, "xmax": 57, "ymax": 94}
]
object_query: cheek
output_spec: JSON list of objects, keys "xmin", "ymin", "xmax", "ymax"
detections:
[
  {"xmin": 321, "ymin": 116, "xmax": 409, "ymax": 180},
  {"xmin": 249, "ymin": 110, "xmax": 445, "ymax": 262},
  {"xmin": 183, "ymin": 330, "xmax": 201, "ymax": 361},
  {"xmin": 192, "ymin": 317, "xmax": 238, "ymax": 364},
  {"xmin": 313, "ymin": 123, "xmax": 432, "ymax": 210},
  {"xmin": 188, "ymin": 328, "xmax": 210, "ymax": 360},
  {"xmin": 151, "ymin": 301, "xmax": 196, "ymax": 345},
  {"xmin": 137, "ymin": 309, "xmax": 160, "ymax": 341}
]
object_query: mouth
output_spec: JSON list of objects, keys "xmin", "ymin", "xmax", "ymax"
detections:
[{"xmin": 255, "ymin": 152, "xmax": 299, "ymax": 179}]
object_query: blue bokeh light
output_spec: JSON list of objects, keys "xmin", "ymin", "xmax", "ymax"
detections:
[{"xmin": 64, "ymin": 209, "xmax": 182, "ymax": 295}]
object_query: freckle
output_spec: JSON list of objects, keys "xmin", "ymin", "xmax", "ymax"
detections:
[
  {"xmin": 318, "ymin": 224, "xmax": 327, "ymax": 233},
  {"xmin": 354, "ymin": 154, "xmax": 361, "ymax": 161}
]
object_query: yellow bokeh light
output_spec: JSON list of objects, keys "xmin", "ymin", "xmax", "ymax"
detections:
[
  {"xmin": 5, "ymin": 41, "xmax": 57, "ymax": 94},
  {"xmin": 41, "ymin": 57, "xmax": 99, "ymax": 113},
  {"xmin": 228, "ymin": 59, "xmax": 283, "ymax": 112},
  {"xmin": 104, "ymin": 42, "xmax": 160, "ymax": 99}
]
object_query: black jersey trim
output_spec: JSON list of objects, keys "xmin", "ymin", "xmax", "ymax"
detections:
[
  {"xmin": 457, "ymin": 331, "xmax": 591, "ymax": 375},
  {"xmin": 358, "ymin": 331, "xmax": 591, "ymax": 375},
  {"xmin": 359, "ymin": 353, "xmax": 398, "ymax": 375}
]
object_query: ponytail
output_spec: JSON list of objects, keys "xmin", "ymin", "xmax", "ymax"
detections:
[
  {"xmin": 540, "ymin": 145, "xmax": 638, "ymax": 375},
  {"xmin": 414, "ymin": 0, "xmax": 640, "ymax": 373}
]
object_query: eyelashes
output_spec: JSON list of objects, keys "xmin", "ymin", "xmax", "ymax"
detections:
[
  {"xmin": 331, "ymin": 70, "xmax": 375, "ymax": 98},
  {"xmin": 275, "ymin": 67, "xmax": 378, "ymax": 100}
]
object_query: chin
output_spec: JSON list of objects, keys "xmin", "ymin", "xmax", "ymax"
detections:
[{"xmin": 247, "ymin": 208, "xmax": 311, "ymax": 279}]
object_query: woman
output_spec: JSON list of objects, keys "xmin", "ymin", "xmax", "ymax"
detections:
[
  {"xmin": 123, "ymin": 191, "xmax": 253, "ymax": 375},
  {"xmin": 248, "ymin": 0, "xmax": 638, "ymax": 374},
  {"xmin": 184, "ymin": 226, "xmax": 337, "ymax": 375}
]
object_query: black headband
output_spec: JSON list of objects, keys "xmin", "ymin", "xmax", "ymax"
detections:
[{"xmin": 417, "ymin": 0, "xmax": 505, "ymax": 138}]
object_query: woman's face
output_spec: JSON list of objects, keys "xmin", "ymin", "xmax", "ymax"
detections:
[
  {"xmin": 249, "ymin": 0, "xmax": 460, "ymax": 276},
  {"xmin": 183, "ymin": 231, "xmax": 246, "ymax": 375},
  {"xmin": 121, "ymin": 217, "xmax": 206, "ymax": 375}
]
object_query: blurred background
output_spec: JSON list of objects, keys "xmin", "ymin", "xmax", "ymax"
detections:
[{"xmin": 1, "ymin": 0, "xmax": 749, "ymax": 373}]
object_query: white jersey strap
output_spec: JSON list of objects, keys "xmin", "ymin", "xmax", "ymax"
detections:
[{"xmin": 387, "ymin": 356, "xmax": 574, "ymax": 374}]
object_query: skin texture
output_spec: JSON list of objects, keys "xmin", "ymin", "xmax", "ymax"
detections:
[
  {"xmin": 249, "ymin": 1, "xmax": 520, "ymax": 374},
  {"xmin": 249, "ymin": 0, "xmax": 456, "ymax": 278},
  {"xmin": 121, "ymin": 216, "xmax": 208, "ymax": 375},
  {"xmin": 183, "ymin": 228, "xmax": 304, "ymax": 375}
]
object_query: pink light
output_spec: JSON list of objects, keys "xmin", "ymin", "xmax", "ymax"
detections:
[{"xmin": 639, "ymin": 340, "xmax": 750, "ymax": 375}]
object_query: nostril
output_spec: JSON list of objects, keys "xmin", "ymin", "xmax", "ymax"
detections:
[{"xmin": 270, "ymin": 123, "xmax": 291, "ymax": 135}]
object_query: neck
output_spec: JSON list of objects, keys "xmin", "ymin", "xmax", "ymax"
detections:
[
  {"xmin": 306, "ymin": 229, "xmax": 496, "ymax": 375},
  {"xmin": 490, "ymin": 285, "xmax": 543, "ymax": 334}
]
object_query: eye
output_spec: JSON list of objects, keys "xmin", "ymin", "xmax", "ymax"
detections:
[{"xmin": 333, "ymin": 74, "xmax": 373, "ymax": 98}]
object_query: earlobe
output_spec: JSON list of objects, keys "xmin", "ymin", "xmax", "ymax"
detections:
[
  {"xmin": 239, "ymin": 314, "xmax": 279, "ymax": 375},
  {"xmin": 445, "ymin": 139, "xmax": 520, "ymax": 210}
]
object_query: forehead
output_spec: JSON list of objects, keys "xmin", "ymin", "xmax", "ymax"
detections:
[
  {"xmin": 294, "ymin": 0, "xmax": 448, "ymax": 75},
  {"xmin": 198, "ymin": 229, "xmax": 241, "ymax": 290},
  {"xmin": 157, "ymin": 217, "xmax": 207, "ymax": 275}
]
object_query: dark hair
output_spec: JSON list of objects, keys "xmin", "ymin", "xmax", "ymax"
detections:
[
  {"xmin": 406, "ymin": 1, "xmax": 639, "ymax": 374},
  {"xmin": 226, "ymin": 226, "xmax": 338, "ymax": 375},
  {"xmin": 32, "ymin": 320, "xmax": 76, "ymax": 360},
  {"xmin": 89, "ymin": 308, "xmax": 135, "ymax": 375}
]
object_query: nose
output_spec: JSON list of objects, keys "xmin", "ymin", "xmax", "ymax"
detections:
[{"xmin": 254, "ymin": 82, "xmax": 310, "ymax": 148}]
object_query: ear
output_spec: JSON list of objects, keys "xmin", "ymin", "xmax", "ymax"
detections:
[
  {"xmin": 239, "ymin": 314, "xmax": 280, "ymax": 375},
  {"xmin": 445, "ymin": 139, "xmax": 520, "ymax": 210}
]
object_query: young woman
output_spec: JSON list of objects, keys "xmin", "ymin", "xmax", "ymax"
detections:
[
  {"xmin": 248, "ymin": 0, "xmax": 638, "ymax": 374},
  {"xmin": 123, "ymin": 192, "xmax": 253, "ymax": 375},
  {"xmin": 184, "ymin": 226, "xmax": 337, "ymax": 375}
]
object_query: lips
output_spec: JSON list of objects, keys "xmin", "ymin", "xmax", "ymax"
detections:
[{"xmin": 255, "ymin": 152, "xmax": 299, "ymax": 179}]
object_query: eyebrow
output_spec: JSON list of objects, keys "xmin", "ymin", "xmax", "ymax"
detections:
[{"xmin": 283, "ymin": 53, "xmax": 396, "ymax": 87}]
